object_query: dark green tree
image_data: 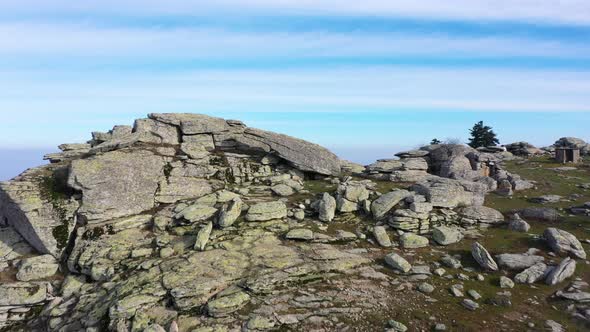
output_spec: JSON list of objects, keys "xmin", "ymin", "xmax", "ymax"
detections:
[
  {"xmin": 468, "ymin": 121, "xmax": 499, "ymax": 148},
  {"xmin": 430, "ymin": 138, "xmax": 442, "ymax": 145}
]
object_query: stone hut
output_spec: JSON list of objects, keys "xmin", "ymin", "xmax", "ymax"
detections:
[{"xmin": 555, "ymin": 147, "xmax": 580, "ymax": 163}]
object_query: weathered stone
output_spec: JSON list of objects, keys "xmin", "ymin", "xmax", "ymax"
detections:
[
  {"xmin": 471, "ymin": 242, "xmax": 498, "ymax": 271},
  {"xmin": 384, "ymin": 253, "xmax": 411, "ymax": 273},
  {"xmin": 271, "ymin": 184, "xmax": 295, "ymax": 197},
  {"xmin": 441, "ymin": 255, "xmax": 462, "ymax": 269},
  {"xmin": 285, "ymin": 229, "xmax": 314, "ymax": 241},
  {"xmin": 507, "ymin": 214, "xmax": 530, "ymax": 232},
  {"xmin": 245, "ymin": 201, "xmax": 287, "ymax": 222},
  {"xmin": 514, "ymin": 263, "xmax": 551, "ymax": 284},
  {"xmin": 400, "ymin": 233, "xmax": 429, "ymax": 249},
  {"xmin": 206, "ymin": 290, "xmax": 250, "ymax": 318},
  {"xmin": 133, "ymin": 118, "xmax": 180, "ymax": 145},
  {"xmin": 316, "ymin": 193, "xmax": 336, "ymax": 223},
  {"xmin": 156, "ymin": 177, "xmax": 214, "ymax": 204},
  {"xmin": 0, "ymin": 227, "xmax": 34, "ymax": 264},
  {"xmin": 217, "ymin": 197, "xmax": 242, "ymax": 228},
  {"xmin": 499, "ymin": 276, "xmax": 514, "ymax": 289},
  {"xmin": 372, "ymin": 226, "xmax": 392, "ymax": 247},
  {"xmin": 432, "ymin": 226, "xmax": 463, "ymax": 245},
  {"xmin": 68, "ymin": 150, "xmax": 165, "ymax": 222},
  {"xmin": 149, "ymin": 113, "xmax": 231, "ymax": 135},
  {"xmin": 0, "ymin": 282, "xmax": 47, "ymax": 306},
  {"xmin": 16, "ymin": 254, "xmax": 59, "ymax": 281},
  {"xmin": 531, "ymin": 195, "xmax": 562, "ymax": 204},
  {"xmin": 1, "ymin": 166, "xmax": 78, "ymax": 257},
  {"xmin": 495, "ymin": 253, "xmax": 545, "ymax": 271},
  {"xmin": 387, "ymin": 320, "xmax": 408, "ymax": 332},
  {"xmin": 544, "ymin": 228, "xmax": 587, "ymax": 259},
  {"xmin": 516, "ymin": 207, "xmax": 560, "ymax": 222},
  {"xmin": 336, "ymin": 197, "xmax": 358, "ymax": 213},
  {"xmin": 176, "ymin": 205, "xmax": 218, "ymax": 223},
  {"xmin": 461, "ymin": 299, "xmax": 479, "ymax": 311},
  {"xmin": 371, "ymin": 189, "xmax": 411, "ymax": 219},
  {"xmin": 418, "ymin": 283, "xmax": 435, "ymax": 294},
  {"xmin": 546, "ymin": 258, "xmax": 576, "ymax": 285},
  {"xmin": 412, "ymin": 178, "xmax": 482, "ymax": 208},
  {"xmin": 194, "ymin": 222, "xmax": 213, "ymax": 251},
  {"xmin": 459, "ymin": 206, "xmax": 504, "ymax": 225}
]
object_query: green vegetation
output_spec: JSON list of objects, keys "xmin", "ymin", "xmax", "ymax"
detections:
[
  {"xmin": 468, "ymin": 121, "xmax": 499, "ymax": 148},
  {"xmin": 39, "ymin": 175, "xmax": 72, "ymax": 250}
]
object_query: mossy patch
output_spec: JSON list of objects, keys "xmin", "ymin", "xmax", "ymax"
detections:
[{"xmin": 39, "ymin": 174, "xmax": 72, "ymax": 250}]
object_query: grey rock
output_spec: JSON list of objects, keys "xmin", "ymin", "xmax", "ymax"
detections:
[
  {"xmin": 544, "ymin": 228, "xmax": 586, "ymax": 259},
  {"xmin": 495, "ymin": 253, "xmax": 545, "ymax": 270},
  {"xmin": 149, "ymin": 113, "xmax": 231, "ymax": 135},
  {"xmin": 467, "ymin": 289, "xmax": 481, "ymax": 300},
  {"xmin": 514, "ymin": 263, "xmax": 551, "ymax": 284},
  {"xmin": 285, "ymin": 228, "xmax": 314, "ymax": 241},
  {"xmin": 546, "ymin": 257, "xmax": 576, "ymax": 285},
  {"xmin": 432, "ymin": 226, "xmax": 463, "ymax": 245},
  {"xmin": 206, "ymin": 290, "xmax": 251, "ymax": 318},
  {"xmin": 471, "ymin": 242, "xmax": 498, "ymax": 271},
  {"xmin": 459, "ymin": 206, "xmax": 504, "ymax": 225},
  {"xmin": 16, "ymin": 254, "xmax": 59, "ymax": 281},
  {"xmin": 412, "ymin": 177, "xmax": 483, "ymax": 208},
  {"xmin": 0, "ymin": 282, "xmax": 47, "ymax": 306},
  {"xmin": 373, "ymin": 226, "xmax": 392, "ymax": 247},
  {"xmin": 371, "ymin": 189, "xmax": 411, "ymax": 219},
  {"xmin": 400, "ymin": 233, "xmax": 429, "ymax": 249},
  {"xmin": 245, "ymin": 201, "xmax": 288, "ymax": 221},
  {"xmin": 418, "ymin": 283, "xmax": 435, "ymax": 294},
  {"xmin": 133, "ymin": 118, "xmax": 180, "ymax": 145},
  {"xmin": 531, "ymin": 195, "xmax": 562, "ymax": 204},
  {"xmin": 318, "ymin": 193, "xmax": 337, "ymax": 222},
  {"xmin": 194, "ymin": 222, "xmax": 213, "ymax": 251},
  {"xmin": 68, "ymin": 150, "xmax": 165, "ymax": 222},
  {"xmin": 0, "ymin": 227, "xmax": 34, "ymax": 264},
  {"xmin": 499, "ymin": 276, "xmax": 515, "ymax": 289},
  {"xmin": 545, "ymin": 320, "xmax": 565, "ymax": 332},
  {"xmin": 441, "ymin": 255, "xmax": 462, "ymax": 269},
  {"xmin": 516, "ymin": 207, "xmax": 560, "ymax": 222},
  {"xmin": 387, "ymin": 320, "xmax": 408, "ymax": 332},
  {"xmin": 217, "ymin": 197, "xmax": 243, "ymax": 228},
  {"xmin": 1, "ymin": 165, "xmax": 78, "ymax": 257},
  {"xmin": 176, "ymin": 205, "xmax": 218, "ymax": 223},
  {"xmin": 507, "ymin": 214, "xmax": 530, "ymax": 232},
  {"xmin": 384, "ymin": 253, "xmax": 411, "ymax": 273},
  {"xmin": 271, "ymin": 184, "xmax": 295, "ymax": 197},
  {"xmin": 156, "ymin": 176, "xmax": 215, "ymax": 204},
  {"xmin": 461, "ymin": 299, "xmax": 479, "ymax": 311}
]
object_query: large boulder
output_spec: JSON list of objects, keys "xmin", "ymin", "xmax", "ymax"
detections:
[
  {"xmin": 68, "ymin": 150, "xmax": 166, "ymax": 223},
  {"xmin": 471, "ymin": 242, "xmax": 498, "ymax": 271},
  {"xmin": 245, "ymin": 201, "xmax": 288, "ymax": 221},
  {"xmin": 411, "ymin": 178, "xmax": 485, "ymax": 208},
  {"xmin": 495, "ymin": 253, "xmax": 545, "ymax": 270},
  {"xmin": 543, "ymin": 228, "xmax": 586, "ymax": 259},
  {"xmin": 459, "ymin": 206, "xmax": 504, "ymax": 226},
  {"xmin": 371, "ymin": 189, "xmax": 411, "ymax": 219},
  {"xmin": 0, "ymin": 165, "xmax": 78, "ymax": 257},
  {"xmin": 148, "ymin": 113, "xmax": 341, "ymax": 176},
  {"xmin": 546, "ymin": 257, "xmax": 576, "ymax": 285}
]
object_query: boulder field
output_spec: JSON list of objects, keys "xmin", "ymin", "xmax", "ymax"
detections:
[{"xmin": 0, "ymin": 113, "xmax": 586, "ymax": 331}]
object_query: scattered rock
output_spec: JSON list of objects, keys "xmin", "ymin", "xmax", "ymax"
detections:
[
  {"xmin": 499, "ymin": 276, "xmax": 515, "ymax": 289},
  {"xmin": 318, "ymin": 193, "xmax": 337, "ymax": 222},
  {"xmin": 373, "ymin": 226, "xmax": 392, "ymax": 247},
  {"xmin": 371, "ymin": 190, "xmax": 411, "ymax": 219},
  {"xmin": 546, "ymin": 257, "xmax": 576, "ymax": 285},
  {"xmin": 400, "ymin": 233, "xmax": 429, "ymax": 249},
  {"xmin": 461, "ymin": 299, "xmax": 479, "ymax": 311},
  {"xmin": 507, "ymin": 214, "xmax": 530, "ymax": 232},
  {"xmin": 495, "ymin": 253, "xmax": 545, "ymax": 270},
  {"xmin": 384, "ymin": 253, "xmax": 412, "ymax": 273},
  {"xmin": 194, "ymin": 221, "xmax": 213, "ymax": 251},
  {"xmin": 432, "ymin": 226, "xmax": 463, "ymax": 245},
  {"xmin": 471, "ymin": 242, "xmax": 498, "ymax": 271},
  {"xmin": 544, "ymin": 228, "xmax": 587, "ymax": 259},
  {"xmin": 245, "ymin": 201, "xmax": 288, "ymax": 221},
  {"xmin": 514, "ymin": 263, "xmax": 551, "ymax": 284}
]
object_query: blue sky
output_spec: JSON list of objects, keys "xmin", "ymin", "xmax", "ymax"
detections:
[{"xmin": 1, "ymin": 1, "xmax": 590, "ymax": 180}]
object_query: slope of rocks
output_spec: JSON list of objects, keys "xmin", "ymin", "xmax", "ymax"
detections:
[{"xmin": 0, "ymin": 113, "xmax": 586, "ymax": 331}]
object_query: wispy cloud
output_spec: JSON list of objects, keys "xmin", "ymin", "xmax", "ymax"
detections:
[{"xmin": 2, "ymin": 0, "xmax": 590, "ymax": 25}]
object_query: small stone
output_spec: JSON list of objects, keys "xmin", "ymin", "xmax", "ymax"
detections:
[
  {"xmin": 432, "ymin": 226, "xmax": 463, "ymax": 245},
  {"xmin": 450, "ymin": 284, "xmax": 464, "ymax": 297},
  {"xmin": 385, "ymin": 253, "xmax": 412, "ymax": 273},
  {"xmin": 285, "ymin": 228, "xmax": 314, "ymax": 241},
  {"xmin": 461, "ymin": 299, "xmax": 479, "ymax": 311},
  {"xmin": 434, "ymin": 323, "xmax": 447, "ymax": 331},
  {"xmin": 471, "ymin": 242, "xmax": 498, "ymax": 271},
  {"xmin": 387, "ymin": 320, "xmax": 408, "ymax": 332},
  {"xmin": 507, "ymin": 214, "xmax": 530, "ymax": 232},
  {"xmin": 194, "ymin": 221, "xmax": 213, "ymax": 251},
  {"xmin": 499, "ymin": 276, "xmax": 515, "ymax": 289},
  {"xmin": 160, "ymin": 247, "xmax": 174, "ymax": 258},
  {"xmin": 373, "ymin": 226, "xmax": 392, "ymax": 247},
  {"xmin": 400, "ymin": 233, "xmax": 429, "ymax": 249},
  {"xmin": 433, "ymin": 268, "xmax": 446, "ymax": 276},
  {"xmin": 418, "ymin": 283, "xmax": 435, "ymax": 294},
  {"xmin": 467, "ymin": 289, "xmax": 481, "ymax": 300},
  {"xmin": 16, "ymin": 255, "xmax": 59, "ymax": 282},
  {"xmin": 441, "ymin": 255, "xmax": 462, "ymax": 269},
  {"xmin": 293, "ymin": 210, "xmax": 305, "ymax": 221}
]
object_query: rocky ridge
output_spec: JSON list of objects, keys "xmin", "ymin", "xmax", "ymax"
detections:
[{"xmin": 0, "ymin": 113, "xmax": 586, "ymax": 331}]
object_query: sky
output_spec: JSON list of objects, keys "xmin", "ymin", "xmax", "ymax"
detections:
[{"xmin": 1, "ymin": 1, "xmax": 590, "ymax": 180}]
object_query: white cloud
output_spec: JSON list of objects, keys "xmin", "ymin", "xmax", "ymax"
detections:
[
  {"xmin": 2, "ymin": 66, "xmax": 589, "ymax": 113},
  {"xmin": 2, "ymin": 0, "xmax": 590, "ymax": 25},
  {"xmin": 0, "ymin": 22, "xmax": 589, "ymax": 59}
]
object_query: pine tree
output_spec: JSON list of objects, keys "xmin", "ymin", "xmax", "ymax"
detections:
[
  {"xmin": 468, "ymin": 121, "xmax": 499, "ymax": 148},
  {"xmin": 430, "ymin": 138, "xmax": 442, "ymax": 145}
]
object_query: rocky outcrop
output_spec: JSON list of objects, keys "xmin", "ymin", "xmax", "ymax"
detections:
[
  {"xmin": 544, "ymin": 228, "xmax": 587, "ymax": 259},
  {"xmin": 554, "ymin": 137, "xmax": 590, "ymax": 155}
]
